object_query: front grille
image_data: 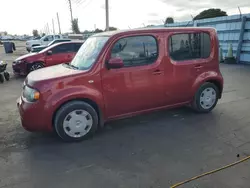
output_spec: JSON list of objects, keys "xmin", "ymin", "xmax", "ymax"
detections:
[{"xmin": 13, "ymin": 67, "xmax": 20, "ymax": 73}]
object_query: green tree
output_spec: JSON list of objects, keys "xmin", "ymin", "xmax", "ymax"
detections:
[
  {"xmin": 32, "ymin": 29, "xmax": 39, "ymax": 37},
  {"xmin": 164, "ymin": 17, "xmax": 174, "ymax": 24},
  {"xmin": 194, "ymin": 8, "xmax": 227, "ymax": 20},
  {"xmin": 105, "ymin": 26, "xmax": 118, "ymax": 31},
  {"xmin": 94, "ymin": 28, "xmax": 103, "ymax": 33},
  {"xmin": 71, "ymin": 18, "xmax": 81, "ymax": 34}
]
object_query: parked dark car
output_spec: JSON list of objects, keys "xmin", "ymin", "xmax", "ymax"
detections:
[
  {"xmin": 31, "ymin": 39, "xmax": 72, "ymax": 52},
  {"xmin": 17, "ymin": 27, "xmax": 224, "ymax": 142},
  {"xmin": 12, "ymin": 41, "xmax": 83, "ymax": 75}
]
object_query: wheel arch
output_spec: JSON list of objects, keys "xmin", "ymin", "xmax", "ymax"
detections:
[
  {"xmin": 27, "ymin": 61, "xmax": 45, "ymax": 72},
  {"xmin": 205, "ymin": 79, "xmax": 223, "ymax": 98},
  {"xmin": 192, "ymin": 72, "xmax": 223, "ymax": 99},
  {"xmin": 52, "ymin": 98, "xmax": 104, "ymax": 130}
]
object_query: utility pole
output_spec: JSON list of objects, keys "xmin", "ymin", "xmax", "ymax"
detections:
[
  {"xmin": 105, "ymin": 0, "xmax": 109, "ymax": 31},
  {"xmin": 57, "ymin": 12, "xmax": 62, "ymax": 34},
  {"xmin": 68, "ymin": 0, "xmax": 73, "ymax": 24},
  {"xmin": 52, "ymin": 19, "xmax": 55, "ymax": 34},
  {"xmin": 47, "ymin": 23, "xmax": 50, "ymax": 34}
]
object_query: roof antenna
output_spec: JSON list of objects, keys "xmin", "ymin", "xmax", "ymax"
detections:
[
  {"xmin": 185, "ymin": 15, "xmax": 194, "ymax": 27},
  {"xmin": 185, "ymin": 21, "xmax": 191, "ymax": 27}
]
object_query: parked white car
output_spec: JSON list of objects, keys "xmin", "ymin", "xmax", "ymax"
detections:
[{"xmin": 25, "ymin": 35, "xmax": 65, "ymax": 52}]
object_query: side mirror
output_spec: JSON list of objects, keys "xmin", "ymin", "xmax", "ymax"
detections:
[
  {"xmin": 47, "ymin": 50, "xmax": 52, "ymax": 55},
  {"xmin": 107, "ymin": 57, "xmax": 124, "ymax": 69}
]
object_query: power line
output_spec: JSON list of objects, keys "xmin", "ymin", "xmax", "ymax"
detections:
[{"xmin": 81, "ymin": 0, "xmax": 92, "ymax": 9}]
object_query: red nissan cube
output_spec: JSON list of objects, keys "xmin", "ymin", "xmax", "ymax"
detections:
[
  {"xmin": 12, "ymin": 41, "xmax": 83, "ymax": 76},
  {"xmin": 17, "ymin": 27, "xmax": 224, "ymax": 142}
]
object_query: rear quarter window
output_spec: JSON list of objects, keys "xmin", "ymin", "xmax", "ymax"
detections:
[{"xmin": 169, "ymin": 32, "xmax": 211, "ymax": 61}]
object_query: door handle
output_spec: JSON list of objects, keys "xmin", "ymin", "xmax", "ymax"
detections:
[
  {"xmin": 152, "ymin": 70, "xmax": 162, "ymax": 75},
  {"xmin": 194, "ymin": 64, "xmax": 203, "ymax": 69}
]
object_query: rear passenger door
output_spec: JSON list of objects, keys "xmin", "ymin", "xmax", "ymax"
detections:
[
  {"xmin": 46, "ymin": 43, "xmax": 74, "ymax": 66},
  {"xmin": 168, "ymin": 32, "xmax": 212, "ymax": 103}
]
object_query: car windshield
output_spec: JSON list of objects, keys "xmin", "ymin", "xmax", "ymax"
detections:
[
  {"xmin": 70, "ymin": 36, "xmax": 109, "ymax": 70},
  {"xmin": 40, "ymin": 36, "xmax": 46, "ymax": 41}
]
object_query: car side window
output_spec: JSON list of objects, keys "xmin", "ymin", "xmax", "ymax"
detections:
[
  {"xmin": 55, "ymin": 35, "xmax": 60, "ymax": 39},
  {"xmin": 52, "ymin": 43, "xmax": 73, "ymax": 54},
  {"xmin": 169, "ymin": 32, "xmax": 211, "ymax": 61},
  {"xmin": 111, "ymin": 35, "xmax": 158, "ymax": 67},
  {"xmin": 73, "ymin": 43, "xmax": 83, "ymax": 52},
  {"xmin": 46, "ymin": 35, "xmax": 54, "ymax": 41}
]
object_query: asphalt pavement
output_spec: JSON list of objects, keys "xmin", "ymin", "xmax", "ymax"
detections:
[{"xmin": 0, "ymin": 44, "xmax": 250, "ymax": 188}]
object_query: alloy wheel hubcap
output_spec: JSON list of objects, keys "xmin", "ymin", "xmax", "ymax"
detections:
[
  {"xmin": 200, "ymin": 87, "xmax": 216, "ymax": 109},
  {"xmin": 31, "ymin": 64, "xmax": 42, "ymax": 71},
  {"xmin": 63, "ymin": 110, "xmax": 93, "ymax": 138}
]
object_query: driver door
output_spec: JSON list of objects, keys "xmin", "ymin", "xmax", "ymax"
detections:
[
  {"xmin": 101, "ymin": 34, "xmax": 167, "ymax": 118},
  {"xmin": 42, "ymin": 35, "xmax": 54, "ymax": 45}
]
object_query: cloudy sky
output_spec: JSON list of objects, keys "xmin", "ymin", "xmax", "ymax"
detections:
[{"xmin": 0, "ymin": 0, "xmax": 250, "ymax": 35}]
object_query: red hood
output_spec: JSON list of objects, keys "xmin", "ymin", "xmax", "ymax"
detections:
[
  {"xmin": 16, "ymin": 52, "xmax": 43, "ymax": 61},
  {"xmin": 26, "ymin": 64, "xmax": 84, "ymax": 84}
]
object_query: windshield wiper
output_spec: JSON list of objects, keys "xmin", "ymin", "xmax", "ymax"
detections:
[{"xmin": 63, "ymin": 63, "xmax": 79, "ymax": 70}]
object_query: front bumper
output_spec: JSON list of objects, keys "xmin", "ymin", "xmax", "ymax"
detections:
[
  {"xmin": 17, "ymin": 97, "xmax": 53, "ymax": 132},
  {"xmin": 12, "ymin": 62, "xmax": 28, "ymax": 76}
]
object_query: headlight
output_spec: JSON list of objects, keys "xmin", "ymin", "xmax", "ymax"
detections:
[
  {"xmin": 14, "ymin": 60, "xmax": 24, "ymax": 65},
  {"xmin": 16, "ymin": 60, "xmax": 23, "ymax": 64},
  {"xmin": 23, "ymin": 86, "xmax": 40, "ymax": 102}
]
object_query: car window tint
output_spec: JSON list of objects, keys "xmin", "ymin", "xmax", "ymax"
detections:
[
  {"xmin": 52, "ymin": 43, "xmax": 73, "ymax": 54},
  {"xmin": 47, "ymin": 35, "xmax": 54, "ymax": 41},
  {"xmin": 169, "ymin": 32, "xmax": 211, "ymax": 61},
  {"xmin": 73, "ymin": 43, "xmax": 82, "ymax": 52},
  {"xmin": 111, "ymin": 35, "xmax": 158, "ymax": 67}
]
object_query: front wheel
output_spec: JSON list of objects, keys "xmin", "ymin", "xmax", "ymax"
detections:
[
  {"xmin": 191, "ymin": 82, "xmax": 219, "ymax": 113},
  {"xmin": 28, "ymin": 62, "xmax": 44, "ymax": 73},
  {"xmin": 54, "ymin": 101, "xmax": 98, "ymax": 142}
]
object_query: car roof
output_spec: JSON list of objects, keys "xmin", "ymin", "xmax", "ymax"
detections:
[
  {"xmin": 49, "ymin": 40, "xmax": 84, "ymax": 47},
  {"xmin": 53, "ymin": 39, "xmax": 71, "ymax": 41},
  {"xmin": 40, "ymin": 41, "xmax": 84, "ymax": 52},
  {"xmin": 93, "ymin": 27, "xmax": 216, "ymax": 37}
]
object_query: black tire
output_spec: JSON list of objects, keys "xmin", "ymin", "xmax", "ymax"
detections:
[
  {"xmin": 54, "ymin": 101, "xmax": 98, "ymax": 142},
  {"xmin": 4, "ymin": 72, "xmax": 10, "ymax": 81},
  {"xmin": 0, "ymin": 74, "xmax": 4, "ymax": 83},
  {"xmin": 28, "ymin": 62, "xmax": 44, "ymax": 73},
  {"xmin": 191, "ymin": 82, "xmax": 219, "ymax": 113}
]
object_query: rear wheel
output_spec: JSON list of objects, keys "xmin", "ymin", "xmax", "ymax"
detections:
[
  {"xmin": 0, "ymin": 74, "xmax": 4, "ymax": 83},
  {"xmin": 192, "ymin": 82, "xmax": 219, "ymax": 113},
  {"xmin": 28, "ymin": 62, "xmax": 44, "ymax": 73},
  {"xmin": 54, "ymin": 101, "xmax": 98, "ymax": 142},
  {"xmin": 4, "ymin": 72, "xmax": 10, "ymax": 81}
]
